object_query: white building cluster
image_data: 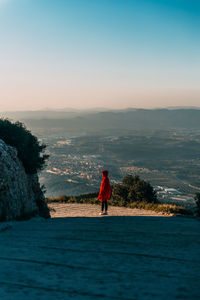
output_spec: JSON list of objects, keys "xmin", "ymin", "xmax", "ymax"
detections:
[{"xmin": 155, "ymin": 185, "xmax": 194, "ymax": 206}]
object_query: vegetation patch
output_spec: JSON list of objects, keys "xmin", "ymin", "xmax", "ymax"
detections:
[
  {"xmin": 48, "ymin": 192, "xmax": 99, "ymax": 205},
  {"xmin": 129, "ymin": 202, "xmax": 191, "ymax": 215},
  {"xmin": 0, "ymin": 119, "xmax": 49, "ymax": 174}
]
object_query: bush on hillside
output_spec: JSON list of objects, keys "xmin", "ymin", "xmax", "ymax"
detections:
[
  {"xmin": 112, "ymin": 175, "xmax": 157, "ymax": 206},
  {"xmin": 48, "ymin": 192, "xmax": 99, "ymax": 204},
  {"xmin": 0, "ymin": 119, "xmax": 49, "ymax": 174}
]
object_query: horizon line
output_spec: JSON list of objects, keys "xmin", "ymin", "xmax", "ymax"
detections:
[{"xmin": 1, "ymin": 105, "xmax": 200, "ymax": 113}]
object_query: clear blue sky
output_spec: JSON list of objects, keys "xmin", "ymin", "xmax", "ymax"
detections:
[{"xmin": 0, "ymin": 0, "xmax": 199, "ymax": 110}]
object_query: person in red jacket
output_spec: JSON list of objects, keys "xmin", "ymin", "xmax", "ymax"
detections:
[{"xmin": 97, "ymin": 170, "xmax": 112, "ymax": 215}]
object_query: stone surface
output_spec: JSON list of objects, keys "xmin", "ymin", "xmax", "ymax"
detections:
[
  {"xmin": 0, "ymin": 206, "xmax": 199, "ymax": 299},
  {"xmin": 0, "ymin": 139, "xmax": 49, "ymax": 221}
]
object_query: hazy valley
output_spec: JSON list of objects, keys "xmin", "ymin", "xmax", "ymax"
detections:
[{"xmin": 8, "ymin": 108, "xmax": 199, "ymax": 208}]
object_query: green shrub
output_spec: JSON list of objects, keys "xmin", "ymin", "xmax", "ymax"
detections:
[
  {"xmin": 112, "ymin": 175, "xmax": 157, "ymax": 204},
  {"xmin": 0, "ymin": 119, "xmax": 49, "ymax": 174}
]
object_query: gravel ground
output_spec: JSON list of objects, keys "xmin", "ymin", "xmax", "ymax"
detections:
[{"xmin": 49, "ymin": 203, "xmax": 166, "ymax": 218}]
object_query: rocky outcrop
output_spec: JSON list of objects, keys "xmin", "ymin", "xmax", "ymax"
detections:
[{"xmin": 0, "ymin": 139, "xmax": 50, "ymax": 221}]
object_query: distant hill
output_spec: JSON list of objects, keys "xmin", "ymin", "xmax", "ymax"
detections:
[
  {"xmin": 0, "ymin": 109, "xmax": 85, "ymax": 120},
  {"xmin": 17, "ymin": 108, "xmax": 200, "ymax": 132},
  {"xmin": 0, "ymin": 108, "xmax": 109, "ymax": 121}
]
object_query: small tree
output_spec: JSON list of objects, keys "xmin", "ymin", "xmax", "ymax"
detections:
[
  {"xmin": 131, "ymin": 179, "xmax": 157, "ymax": 203},
  {"xmin": 112, "ymin": 175, "xmax": 157, "ymax": 205},
  {"xmin": 122, "ymin": 174, "xmax": 139, "ymax": 187},
  {"xmin": 194, "ymin": 193, "xmax": 200, "ymax": 216},
  {"xmin": 0, "ymin": 119, "xmax": 49, "ymax": 174},
  {"xmin": 111, "ymin": 183, "xmax": 128, "ymax": 206}
]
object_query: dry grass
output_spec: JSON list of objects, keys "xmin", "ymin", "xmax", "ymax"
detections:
[{"xmin": 129, "ymin": 202, "xmax": 191, "ymax": 215}]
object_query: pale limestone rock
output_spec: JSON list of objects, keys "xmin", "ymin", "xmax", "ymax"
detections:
[{"xmin": 0, "ymin": 139, "xmax": 50, "ymax": 221}]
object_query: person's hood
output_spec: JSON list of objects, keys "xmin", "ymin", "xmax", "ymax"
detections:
[{"xmin": 102, "ymin": 170, "xmax": 108, "ymax": 177}]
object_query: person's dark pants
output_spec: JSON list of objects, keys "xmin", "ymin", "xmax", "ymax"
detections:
[{"xmin": 101, "ymin": 201, "xmax": 108, "ymax": 212}]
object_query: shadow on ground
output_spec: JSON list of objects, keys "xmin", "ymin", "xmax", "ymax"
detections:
[{"xmin": 0, "ymin": 216, "xmax": 199, "ymax": 299}]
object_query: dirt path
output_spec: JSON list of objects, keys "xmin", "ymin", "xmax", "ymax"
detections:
[{"xmin": 49, "ymin": 203, "xmax": 166, "ymax": 218}]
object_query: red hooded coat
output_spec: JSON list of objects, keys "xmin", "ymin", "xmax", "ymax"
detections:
[{"xmin": 97, "ymin": 170, "xmax": 112, "ymax": 202}]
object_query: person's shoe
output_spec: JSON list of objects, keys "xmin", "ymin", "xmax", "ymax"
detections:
[
  {"xmin": 101, "ymin": 211, "xmax": 108, "ymax": 215},
  {"xmin": 99, "ymin": 212, "xmax": 104, "ymax": 215}
]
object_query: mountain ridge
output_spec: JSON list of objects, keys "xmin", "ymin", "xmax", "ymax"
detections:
[{"xmin": 17, "ymin": 108, "xmax": 200, "ymax": 131}]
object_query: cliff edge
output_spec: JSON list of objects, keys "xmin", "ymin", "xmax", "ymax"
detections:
[{"xmin": 0, "ymin": 139, "xmax": 50, "ymax": 221}]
